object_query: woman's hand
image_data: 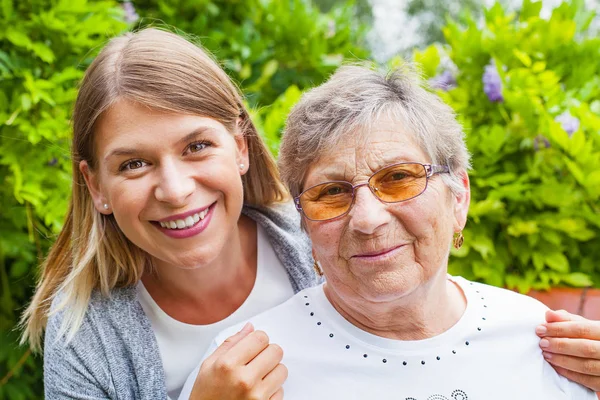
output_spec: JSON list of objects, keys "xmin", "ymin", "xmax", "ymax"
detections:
[
  {"xmin": 189, "ymin": 323, "xmax": 288, "ymax": 400},
  {"xmin": 536, "ymin": 309, "xmax": 600, "ymax": 392}
]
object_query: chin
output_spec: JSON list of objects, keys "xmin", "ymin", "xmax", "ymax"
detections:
[
  {"xmin": 154, "ymin": 247, "xmax": 219, "ymax": 270},
  {"xmin": 355, "ymin": 269, "xmax": 423, "ymax": 303}
]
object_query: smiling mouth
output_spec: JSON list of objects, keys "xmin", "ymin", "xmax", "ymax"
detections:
[
  {"xmin": 352, "ymin": 244, "xmax": 406, "ymax": 259},
  {"xmin": 154, "ymin": 203, "xmax": 214, "ymax": 230}
]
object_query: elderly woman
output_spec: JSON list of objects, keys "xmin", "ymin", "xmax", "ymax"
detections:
[{"xmin": 180, "ymin": 65, "xmax": 597, "ymax": 399}]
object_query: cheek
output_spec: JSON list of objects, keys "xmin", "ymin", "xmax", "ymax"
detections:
[
  {"xmin": 396, "ymin": 199, "xmax": 454, "ymax": 261},
  {"xmin": 307, "ymin": 223, "xmax": 341, "ymax": 260},
  {"xmin": 109, "ymin": 178, "xmax": 153, "ymax": 228}
]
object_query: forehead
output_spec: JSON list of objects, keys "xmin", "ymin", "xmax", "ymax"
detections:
[
  {"xmin": 304, "ymin": 118, "xmax": 429, "ymax": 184},
  {"xmin": 94, "ymin": 99, "xmax": 229, "ymax": 154}
]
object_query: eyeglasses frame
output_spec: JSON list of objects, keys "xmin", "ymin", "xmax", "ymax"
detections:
[{"xmin": 294, "ymin": 162, "xmax": 450, "ymax": 222}]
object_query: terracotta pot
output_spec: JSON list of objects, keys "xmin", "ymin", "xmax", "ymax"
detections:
[{"xmin": 526, "ymin": 287, "xmax": 600, "ymax": 320}]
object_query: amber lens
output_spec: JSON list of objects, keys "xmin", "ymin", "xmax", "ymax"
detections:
[
  {"xmin": 299, "ymin": 182, "xmax": 354, "ymax": 220},
  {"xmin": 370, "ymin": 163, "xmax": 427, "ymax": 202}
]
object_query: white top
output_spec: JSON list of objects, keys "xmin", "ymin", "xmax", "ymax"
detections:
[
  {"xmin": 137, "ymin": 225, "xmax": 294, "ymax": 399},
  {"xmin": 181, "ymin": 276, "xmax": 595, "ymax": 400}
]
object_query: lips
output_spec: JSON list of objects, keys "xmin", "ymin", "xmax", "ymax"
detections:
[
  {"xmin": 158, "ymin": 208, "xmax": 209, "ymax": 230},
  {"xmin": 152, "ymin": 203, "xmax": 216, "ymax": 239},
  {"xmin": 352, "ymin": 244, "xmax": 407, "ymax": 259}
]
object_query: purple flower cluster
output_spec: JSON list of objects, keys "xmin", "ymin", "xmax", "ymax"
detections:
[
  {"xmin": 122, "ymin": 1, "xmax": 139, "ymax": 24},
  {"xmin": 429, "ymin": 70, "xmax": 456, "ymax": 91},
  {"xmin": 482, "ymin": 63, "xmax": 504, "ymax": 103},
  {"xmin": 533, "ymin": 135, "xmax": 551, "ymax": 151},
  {"xmin": 555, "ymin": 111, "xmax": 580, "ymax": 136}
]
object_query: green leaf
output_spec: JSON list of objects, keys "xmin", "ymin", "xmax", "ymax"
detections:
[
  {"xmin": 20, "ymin": 94, "xmax": 31, "ymax": 111},
  {"xmin": 545, "ymin": 252, "xmax": 569, "ymax": 273},
  {"xmin": 545, "ymin": 118, "xmax": 570, "ymax": 149},
  {"xmin": 531, "ymin": 61, "xmax": 546, "ymax": 73},
  {"xmin": 31, "ymin": 42, "xmax": 55, "ymax": 63},
  {"xmin": 507, "ymin": 220, "xmax": 538, "ymax": 236},
  {"xmin": 532, "ymin": 253, "xmax": 545, "ymax": 271},
  {"xmin": 563, "ymin": 158, "xmax": 585, "ymax": 186},
  {"xmin": 513, "ymin": 49, "xmax": 532, "ymax": 67},
  {"xmin": 413, "ymin": 45, "xmax": 440, "ymax": 79},
  {"xmin": 5, "ymin": 27, "xmax": 32, "ymax": 48},
  {"xmin": 585, "ymin": 170, "xmax": 600, "ymax": 196},
  {"xmin": 470, "ymin": 234, "xmax": 496, "ymax": 260},
  {"xmin": 1, "ymin": 0, "xmax": 13, "ymax": 19},
  {"xmin": 479, "ymin": 125, "xmax": 507, "ymax": 157},
  {"xmin": 562, "ymin": 272, "xmax": 593, "ymax": 287},
  {"xmin": 261, "ymin": 59, "xmax": 278, "ymax": 80},
  {"xmin": 520, "ymin": 0, "xmax": 542, "ymax": 21}
]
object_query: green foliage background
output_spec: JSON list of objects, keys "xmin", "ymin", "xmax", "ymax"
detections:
[
  {"xmin": 412, "ymin": 0, "xmax": 600, "ymax": 292},
  {"xmin": 0, "ymin": 0, "xmax": 598, "ymax": 398}
]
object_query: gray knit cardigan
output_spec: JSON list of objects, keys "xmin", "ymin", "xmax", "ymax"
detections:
[{"xmin": 44, "ymin": 203, "xmax": 318, "ymax": 399}]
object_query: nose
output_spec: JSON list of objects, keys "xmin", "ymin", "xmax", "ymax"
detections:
[
  {"xmin": 154, "ymin": 159, "xmax": 195, "ymax": 207},
  {"xmin": 347, "ymin": 185, "xmax": 391, "ymax": 235}
]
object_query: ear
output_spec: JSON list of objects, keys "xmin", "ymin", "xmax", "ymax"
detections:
[
  {"xmin": 452, "ymin": 170, "xmax": 471, "ymax": 232},
  {"xmin": 234, "ymin": 119, "xmax": 250, "ymax": 175},
  {"xmin": 79, "ymin": 160, "xmax": 112, "ymax": 215}
]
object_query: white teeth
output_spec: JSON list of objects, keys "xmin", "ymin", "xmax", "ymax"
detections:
[{"xmin": 159, "ymin": 208, "xmax": 210, "ymax": 230}]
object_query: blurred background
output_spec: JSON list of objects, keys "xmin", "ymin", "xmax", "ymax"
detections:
[{"xmin": 1, "ymin": 0, "xmax": 599, "ymax": 398}]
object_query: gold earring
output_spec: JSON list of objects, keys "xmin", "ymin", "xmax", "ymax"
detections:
[
  {"xmin": 313, "ymin": 260, "xmax": 324, "ymax": 277},
  {"xmin": 453, "ymin": 231, "xmax": 464, "ymax": 249}
]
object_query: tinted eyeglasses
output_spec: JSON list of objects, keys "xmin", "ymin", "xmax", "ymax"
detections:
[{"xmin": 294, "ymin": 162, "xmax": 449, "ymax": 221}]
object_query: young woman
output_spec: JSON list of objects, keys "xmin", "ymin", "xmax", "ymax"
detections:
[
  {"xmin": 20, "ymin": 28, "xmax": 600, "ymax": 399},
  {"xmin": 21, "ymin": 28, "xmax": 317, "ymax": 399}
]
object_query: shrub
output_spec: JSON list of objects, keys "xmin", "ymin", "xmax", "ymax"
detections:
[
  {"xmin": 414, "ymin": 0, "xmax": 600, "ymax": 292},
  {"xmin": 0, "ymin": 1, "xmax": 127, "ymax": 397},
  {"xmin": 134, "ymin": 0, "xmax": 368, "ymax": 106}
]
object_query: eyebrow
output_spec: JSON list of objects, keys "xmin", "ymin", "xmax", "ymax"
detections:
[
  {"xmin": 104, "ymin": 127, "xmax": 216, "ymax": 161},
  {"xmin": 306, "ymin": 153, "xmax": 424, "ymax": 187}
]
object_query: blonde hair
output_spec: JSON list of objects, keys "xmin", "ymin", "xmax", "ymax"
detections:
[{"xmin": 21, "ymin": 28, "xmax": 287, "ymax": 351}]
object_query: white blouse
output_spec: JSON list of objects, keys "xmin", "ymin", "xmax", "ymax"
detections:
[{"xmin": 137, "ymin": 225, "xmax": 295, "ymax": 399}]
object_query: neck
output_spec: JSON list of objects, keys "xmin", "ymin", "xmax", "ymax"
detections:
[
  {"xmin": 324, "ymin": 270, "xmax": 466, "ymax": 340},
  {"xmin": 141, "ymin": 215, "xmax": 258, "ymax": 324}
]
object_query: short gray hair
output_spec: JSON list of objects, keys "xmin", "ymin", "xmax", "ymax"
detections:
[{"xmin": 278, "ymin": 63, "xmax": 471, "ymax": 199}]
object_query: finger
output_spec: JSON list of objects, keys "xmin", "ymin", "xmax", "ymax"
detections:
[
  {"xmin": 224, "ymin": 330, "xmax": 271, "ymax": 366},
  {"xmin": 540, "ymin": 337, "xmax": 600, "ymax": 359},
  {"xmin": 545, "ymin": 309, "xmax": 586, "ymax": 323},
  {"xmin": 549, "ymin": 364, "xmax": 600, "ymax": 392},
  {"xmin": 536, "ymin": 320, "xmax": 600, "ymax": 339},
  {"xmin": 270, "ymin": 387, "xmax": 284, "ymax": 400},
  {"xmin": 543, "ymin": 351, "xmax": 600, "ymax": 376},
  {"xmin": 247, "ymin": 343, "xmax": 285, "ymax": 379},
  {"xmin": 261, "ymin": 364, "xmax": 288, "ymax": 398},
  {"xmin": 207, "ymin": 322, "xmax": 255, "ymax": 361}
]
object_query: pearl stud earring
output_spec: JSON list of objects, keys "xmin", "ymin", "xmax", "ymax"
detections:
[
  {"xmin": 239, "ymin": 163, "xmax": 245, "ymax": 170},
  {"xmin": 103, "ymin": 203, "xmax": 109, "ymax": 210}
]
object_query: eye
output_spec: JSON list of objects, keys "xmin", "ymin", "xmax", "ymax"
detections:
[
  {"xmin": 319, "ymin": 183, "xmax": 351, "ymax": 198},
  {"xmin": 119, "ymin": 159, "xmax": 147, "ymax": 172},
  {"xmin": 185, "ymin": 140, "xmax": 211, "ymax": 154},
  {"xmin": 326, "ymin": 186, "xmax": 344, "ymax": 195},
  {"xmin": 379, "ymin": 167, "xmax": 417, "ymax": 183},
  {"xmin": 390, "ymin": 172, "xmax": 408, "ymax": 181}
]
